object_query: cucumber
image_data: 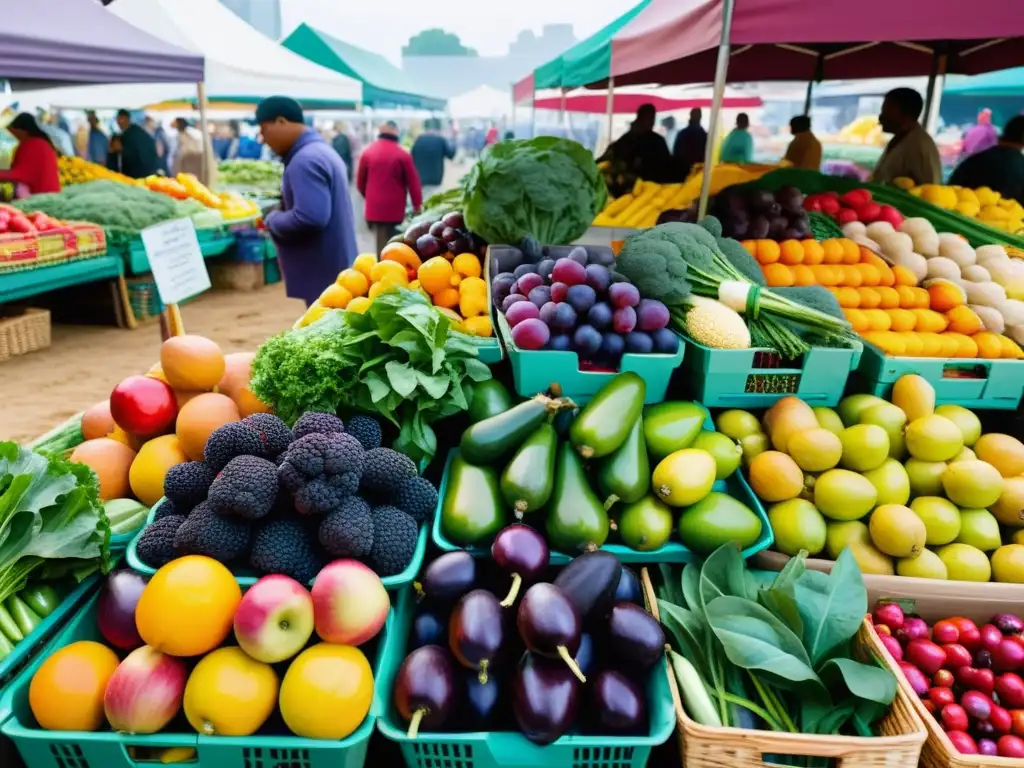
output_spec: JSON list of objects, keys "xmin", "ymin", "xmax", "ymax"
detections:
[
  {"xmin": 0, "ymin": 602, "xmax": 23, "ymax": 643},
  {"xmin": 6, "ymin": 595, "xmax": 42, "ymax": 638},
  {"xmin": 500, "ymin": 424, "xmax": 557, "ymax": 517},
  {"xmin": 569, "ymin": 372, "xmax": 646, "ymax": 458},
  {"xmin": 21, "ymin": 585, "xmax": 61, "ymax": 618},
  {"xmin": 0, "ymin": 630, "xmax": 13, "ymax": 661},
  {"xmin": 460, "ymin": 395, "xmax": 559, "ymax": 466},
  {"xmin": 104, "ymin": 498, "xmax": 150, "ymax": 534},
  {"xmin": 670, "ymin": 650, "xmax": 721, "ymax": 727}
]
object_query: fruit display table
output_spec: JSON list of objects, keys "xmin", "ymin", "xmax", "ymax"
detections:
[{"xmin": 0, "ymin": 254, "xmax": 122, "ymax": 305}]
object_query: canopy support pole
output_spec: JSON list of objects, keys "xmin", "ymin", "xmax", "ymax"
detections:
[
  {"xmin": 605, "ymin": 76, "xmax": 615, "ymax": 154},
  {"xmin": 196, "ymin": 81, "xmax": 211, "ymax": 187},
  {"xmin": 559, "ymin": 88, "xmax": 567, "ymax": 137},
  {"xmin": 697, "ymin": 0, "xmax": 737, "ymax": 219},
  {"xmin": 510, "ymin": 85, "xmax": 517, "ymax": 138},
  {"xmin": 923, "ymin": 52, "xmax": 948, "ymax": 136},
  {"xmin": 803, "ymin": 80, "xmax": 814, "ymax": 115}
]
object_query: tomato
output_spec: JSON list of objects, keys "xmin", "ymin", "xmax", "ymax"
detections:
[{"xmin": 9, "ymin": 215, "xmax": 34, "ymax": 233}]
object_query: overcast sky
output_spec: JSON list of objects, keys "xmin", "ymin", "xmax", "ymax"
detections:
[{"xmin": 281, "ymin": 0, "xmax": 636, "ymax": 63}]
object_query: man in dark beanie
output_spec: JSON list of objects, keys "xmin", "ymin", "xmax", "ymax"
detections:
[{"xmin": 256, "ymin": 96, "xmax": 358, "ymax": 307}]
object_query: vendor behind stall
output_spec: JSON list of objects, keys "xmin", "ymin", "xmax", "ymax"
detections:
[
  {"xmin": 949, "ymin": 116, "xmax": 1024, "ymax": 205},
  {"xmin": 783, "ymin": 115, "xmax": 822, "ymax": 171},
  {"xmin": 0, "ymin": 112, "xmax": 61, "ymax": 197},
  {"xmin": 114, "ymin": 109, "xmax": 160, "ymax": 179},
  {"xmin": 871, "ymin": 88, "xmax": 942, "ymax": 186},
  {"xmin": 598, "ymin": 103, "xmax": 675, "ymax": 196}
]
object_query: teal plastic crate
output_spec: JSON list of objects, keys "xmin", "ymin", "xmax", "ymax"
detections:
[
  {"xmin": 856, "ymin": 344, "xmax": 1024, "ymax": 410},
  {"xmin": 681, "ymin": 336, "xmax": 863, "ymax": 408},
  {"xmin": 126, "ymin": 499, "xmax": 427, "ymax": 589},
  {"xmin": 0, "ymin": 583, "xmax": 395, "ymax": 768},
  {"xmin": 431, "ymin": 404, "xmax": 773, "ymax": 564},
  {"xmin": 497, "ymin": 313, "xmax": 685, "ymax": 404},
  {"xmin": 376, "ymin": 587, "xmax": 675, "ymax": 768}
]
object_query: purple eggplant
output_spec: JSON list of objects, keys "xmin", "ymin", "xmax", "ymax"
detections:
[
  {"xmin": 513, "ymin": 653, "xmax": 580, "ymax": 745},
  {"xmin": 615, "ymin": 566, "xmax": 642, "ymax": 605},
  {"xmin": 394, "ymin": 645, "xmax": 456, "ymax": 738},
  {"xmin": 463, "ymin": 669, "xmax": 501, "ymax": 728},
  {"xmin": 492, "ymin": 524, "xmax": 550, "ymax": 607},
  {"xmin": 417, "ymin": 551, "xmax": 476, "ymax": 604},
  {"xmin": 576, "ymin": 633, "xmax": 595, "ymax": 678},
  {"xmin": 412, "ymin": 610, "xmax": 446, "ymax": 649},
  {"xmin": 450, "ymin": 590, "xmax": 505, "ymax": 683},
  {"xmin": 552, "ymin": 550, "xmax": 622, "ymax": 622},
  {"xmin": 517, "ymin": 583, "xmax": 586, "ymax": 682},
  {"xmin": 608, "ymin": 602, "xmax": 665, "ymax": 671},
  {"xmin": 591, "ymin": 669, "xmax": 647, "ymax": 734}
]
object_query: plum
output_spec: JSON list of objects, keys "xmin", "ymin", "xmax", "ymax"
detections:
[
  {"xmin": 567, "ymin": 246, "xmax": 589, "ymax": 266},
  {"xmin": 429, "ymin": 221, "xmax": 446, "ymax": 238},
  {"xmin": 520, "ymin": 235, "xmax": 543, "ymax": 264},
  {"xmin": 587, "ymin": 249, "xmax": 616, "ymax": 268},
  {"xmin": 552, "ymin": 259, "xmax": 587, "ymax": 286},
  {"xmin": 539, "ymin": 302, "xmax": 559, "ymax": 326},
  {"xmin": 613, "ymin": 307, "xmax": 637, "ymax": 334},
  {"xmin": 506, "ymin": 302, "xmax": 540, "ymax": 327},
  {"xmin": 962, "ymin": 690, "xmax": 991, "ymax": 720},
  {"xmin": 587, "ymin": 302, "xmax": 613, "ymax": 331},
  {"xmin": 547, "ymin": 334, "xmax": 572, "ymax": 352},
  {"xmin": 512, "ymin": 319, "xmax": 550, "ymax": 350},
  {"xmin": 905, "ymin": 639, "xmax": 945, "ymax": 676},
  {"xmin": 566, "ymin": 284, "xmax": 597, "ymax": 313},
  {"xmin": 993, "ymin": 637, "xmax": 1024, "ymax": 672},
  {"xmin": 942, "ymin": 643, "xmax": 972, "ymax": 668},
  {"xmin": 623, "ymin": 332, "xmax": 653, "ymax": 354},
  {"xmin": 979, "ymin": 739, "xmax": 999, "ymax": 757},
  {"xmin": 994, "ymin": 614, "xmax": 1024, "ymax": 635},
  {"xmin": 941, "ymin": 704, "xmax": 969, "ymax": 732},
  {"xmin": 502, "ymin": 294, "xmax": 528, "ymax": 313},
  {"xmin": 573, "ymin": 325, "xmax": 602, "ymax": 359},
  {"xmin": 417, "ymin": 234, "xmax": 445, "ymax": 259},
  {"xmin": 442, "ymin": 211, "xmax": 465, "ymax": 229},
  {"xmin": 549, "ymin": 304, "xmax": 577, "ymax": 333},
  {"xmin": 492, "ymin": 274, "xmax": 517, "ymax": 306},
  {"xmin": 608, "ymin": 282, "xmax": 640, "ymax": 309},
  {"xmin": 537, "ymin": 259, "xmax": 556, "ymax": 281},
  {"xmin": 878, "ymin": 634, "xmax": 903, "ymax": 661},
  {"xmin": 932, "ymin": 620, "xmax": 960, "ymax": 645},
  {"xmin": 403, "ymin": 222, "xmax": 431, "ymax": 247},
  {"xmin": 439, "ymin": 226, "xmax": 459, "ymax": 243},
  {"xmin": 514, "ymin": 263, "xmax": 538, "ymax": 280},
  {"xmin": 946, "ymin": 731, "xmax": 978, "ymax": 754},
  {"xmin": 650, "ymin": 328, "xmax": 680, "ymax": 354},
  {"xmin": 584, "ymin": 264, "xmax": 611, "ymax": 293},
  {"xmin": 999, "ymin": 735, "xmax": 1024, "ymax": 758},
  {"xmin": 516, "ymin": 273, "xmax": 545, "ymax": 296},
  {"xmin": 528, "ymin": 286, "xmax": 553, "ymax": 308},
  {"xmin": 636, "ymin": 299, "xmax": 670, "ymax": 331},
  {"xmin": 550, "ymin": 282, "xmax": 569, "ymax": 302},
  {"xmin": 449, "ymin": 235, "xmax": 473, "ymax": 255},
  {"xmin": 599, "ymin": 333, "xmax": 625, "ymax": 363},
  {"xmin": 982, "ymin": 624, "xmax": 1004, "ymax": 651}
]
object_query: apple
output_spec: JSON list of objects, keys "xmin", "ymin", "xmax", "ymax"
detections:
[
  {"xmin": 233, "ymin": 575, "xmax": 314, "ymax": 664},
  {"xmin": 312, "ymin": 560, "xmax": 390, "ymax": 646},
  {"xmin": 104, "ymin": 646, "xmax": 187, "ymax": 734}
]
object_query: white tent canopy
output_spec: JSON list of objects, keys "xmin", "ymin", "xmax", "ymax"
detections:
[
  {"xmin": 14, "ymin": 0, "xmax": 361, "ymax": 109},
  {"xmin": 448, "ymin": 85, "xmax": 512, "ymax": 120}
]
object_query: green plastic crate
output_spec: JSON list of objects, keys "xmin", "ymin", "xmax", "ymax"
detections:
[
  {"xmin": 0, "ymin": 585, "xmax": 394, "ymax": 768},
  {"xmin": 376, "ymin": 588, "xmax": 675, "ymax": 768},
  {"xmin": 856, "ymin": 344, "xmax": 1024, "ymax": 409},
  {"xmin": 497, "ymin": 313, "xmax": 685, "ymax": 404},
  {"xmin": 126, "ymin": 499, "xmax": 427, "ymax": 589},
  {"xmin": 431, "ymin": 403, "xmax": 773, "ymax": 564},
  {"xmin": 681, "ymin": 336, "xmax": 863, "ymax": 408}
]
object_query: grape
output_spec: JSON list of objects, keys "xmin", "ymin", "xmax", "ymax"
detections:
[
  {"xmin": 650, "ymin": 328, "xmax": 680, "ymax": 354},
  {"xmin": 636, "ymin": 299, "xmax": 670, "ymax": 331},
  {"xmin": 547, "ymin": 333, "xmax": 572, "ymax": 352},
  {"xmin": 513, "ymin": 263, "xmax": 538, "ymax": 280},
  {"xmin": 429, "ymin": 221, "xmax": 446, "ymax": 238},
  {"xmin": 448, "ymin": 235, "xmax": 472, "ymax": 255},
  {"xmin": 550, "ymin": 282, "xmax": 569, "ymax": 302},
  {"xmin": 539, "ymin": 301, "xmax": 559, "ymax": 325},
  {"xmin": 587, "ymin": 249, "xmax": 616, "ymax": 268},
  {"xmin": 441, "ymin": 226, "xmax": 460, "ymax": 243},
  {"xmin": 536, "ymin": 259, "xmax": 556, "ymax": 281},
  {"xmin": 587, "ymin": 302, "xmax": 613, "ymax": 331},
  {"xmin": 441, "ymin": 211, "xmax": 465, "ymax": 229},
  {"xmin": 612, "ymin": 306, "xmax": 637, "ymax": 333},
  {"xmin": 506, "ymin": 301, "xmax": 540, "ymax": 327},
  {"xmin": 501, "ymin": 294, "xmax": 528, "ymax": 313},
  {"xmin": 491, "ymin": 274, "xmax": 516, "ymax": 306},
  {"xmin": 608, "ymin": 282, "xmax": 641, "ymax": 309},
  {"xmin": 511, "ymin": 318, "xmax": 550, "ymax": 350},
  {"xmin": 551, "ymin": 258, "xmax": 587, "ymax": 286},
  {"xmin": 599, "ymin": 333, "xmax": 625, "ymax": 363},
  {"xmin": 623, "ymin": 331, "xmax": 654, "ymax": 354},
  {"xmin": 516, "ymin": 273, "xmax": 545, "ymax": 295},
  {"xmin": 528, "ymin": 286, "xmax": 552, "ymax": 308},
  {"xmin": 566, "ymin": 284, "xmax": 597, "ymax": 313},
  {"xmin": 550, "ymin": 303, "xmax": 577, "ymax": 332},
  {"xmin": 573, "ymin": 325, "xmax": 602, "ymax": 359},
  {"xmin": 567, "ymin": 246, "xmax": 589, "ymax": 265},
  {"xmin": 584, "ymin": 264, "xmax": 611, "ymax": 294}
]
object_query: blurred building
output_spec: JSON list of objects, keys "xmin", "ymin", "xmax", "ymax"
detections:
[{"xmin": 219, "ymin": 0, "xmax": 282, "ymax": 40}]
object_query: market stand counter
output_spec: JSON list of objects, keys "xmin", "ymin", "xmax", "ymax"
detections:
[{"xmin": 0, "ymin": 255, "xmax": 123, "ymax": 305}]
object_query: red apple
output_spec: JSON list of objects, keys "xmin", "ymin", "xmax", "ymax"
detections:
[
  {"xmin": 109, "ymin": 375, "xmax": 177, "ymax": 437},
  {"xmin": 311, "ymin": 560, "xmax": 390, "ymax": 646},
  {"xmin": 103, "ymin": 646, "xmax": 187, "ymax": 734},
  {"xmin": 233, "ymin": 575, "xmax": 314, "ymax": 664}
]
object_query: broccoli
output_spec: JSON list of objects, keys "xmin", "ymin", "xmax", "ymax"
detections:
[
  {"xmin": 135, "ymin": 515, "xmax": 187, "ymax": 568},
  {"xmin": 615, "ymin": 236, "xmax": 691, "ymax": 307},
  {"xmin": 389, "ymin": 477, "xmax": 439, "ymax": 523},
  {"xmin": 243, "ymin": 413, "xmax": 293, "ymax": 459},
  {"xmin": 249, "ymin": 517, "xmax": 322, "ymax": 583},
  {"xmin": 163, "ymin": 461, "xmax": 216, "ymax": 509},
  {"xmin": 319, "ymin": 496, "xmax": 374, "ymax": 558},
  {"xmin": 369, "ymin": 505, "xmax": 419, "ymax": 576},
  {"xmin": 278, "ymin": 433, "xmax": 364, "ymax": 515},
  {"xmin": 293, "ymin": 411, "xmax": 345, "ymax": 440},
  {"xmin": 345, "ymin": 415, "xmax": 383, "ymax": 450},
  {"xmin": 173, "ymin": 502, "xmax": 251, "ymax": 563},
  {"xmin": 204, "ymin": 422, "xmax": 263, "ymax": 471},
  {"xmin": 360, "ymin": 448, "xmax": 417, "ymax": 497},
  {"xmin": 207, "ymin": 455, "xmax": 279, "ymax": 520}
]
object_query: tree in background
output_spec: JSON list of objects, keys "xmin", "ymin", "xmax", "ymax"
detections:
[{"xmin": 402, "ymin": 29, "xmax": 478, "ymax": 57}]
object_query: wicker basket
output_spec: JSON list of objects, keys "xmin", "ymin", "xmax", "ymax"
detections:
[
  {"xmin": 0, "ymin": 308, "xmax": 51, "ymax": 362},
  {"xmin": 642, "ymin": 570, "xmax": 928, "ymax": 768}
]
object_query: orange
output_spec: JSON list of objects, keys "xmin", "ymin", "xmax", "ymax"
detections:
[
  {"xmin": 821, "ymin": 239, "xmax": 845, "ymax": 264},
  {"xmin": 946, "ymin": 305, "xmax": 983, "ymax": 336},
  {"xmin": 70, "ymin": 438, "xmax": 136, "ymax": 500},
  {"xmin": 863, "ymin": 309, "xmax": 892, "ymax": 332},
  {"xmin": 184, "ymin": 647, "xmax": 278, "ymax": 736},
  {"xmin": 319, "ymin": 283, "xmax": 353, "ymax": 309},
  {"xmin": 29, "ymin": 641, "xmax": 119, "ymax": 731},
  {"xmin": 840, "ymin": 265, "xmax": 862, "ymax": 288},
  {"xmin": 129, "ymin": 435, "xmax": 188, "ymax": 507},
  {"xmin": 875, "ymin": 286, "xmax": 901, "ymax": 309},
  {"xmin": 791, "ymin": 265, "xmax": 816, "ymax": 286},
  {"xmin": 886, "ymin": 308, "xmax": 917, "ymax": 332},
  {"xmin": 910, "ymin": 308, "xmax": 947, "ymax": 333},
  {"xmin": 417, "ymin": 256, "xmax": 455, "ymax": 294},
  {"xmin": 432, "ymin": 287, "xmax": 460, "ymax": 308},
  {"xmin": 891, "ymin": 265, "xmax": 918, "ymax": 287},
  {"xmin": 779, "ymin": 239, "xmax": 805, "ymax": 265},
  {"xmin": 336, "ymin": 269, "xmax": 369, "ymax": 297},
  {"xmin": 368, "ymin": 281, "xmax": 397, "ymax": 300},
  {"xmin": 855, "ymin": 263, "xmax": 882, "ymax": 287},
  {"xmin": 136, "ymin": 556, "xmax": 242, "ymax": 657},
  {"xmin": 836, "ymin": 287, "xmax": 860, "ymax": 308},
  {"xmin": 380, "ymin": 242, "xmax": 422, "ymax": 272},
  {"xmin": 352, "ymin": 253, "xmax": 377, "ymax": 279},
  {"xmin": 928, "ymin": 282, "xmax": 965, "ymax": 312},
  {"xmin": 160, "ymin": 335, "xmax": 225, "ymax": 392},
  {"xmin": 973, "ymin": 331, "xmax": 1004, "ymax": 359},
  {"xmin": 801, "ymin": 240, "xmax": 825, "ymax": 266},
  {"xmin": 741, "ymin": 240, "xmax": 757, "ymax": 257},
  {"xmin": 452, "ymin": 253, "xmax": 482, "ymax": 279},
  {"xmin": 811, "ymin": 265, "xmax": 839, "ymax": 286},
  {"xmin": 755, "ymin": 240, "xmax": 781, "ymax": 265},
  {"xmin": 369, "ymin": 260, "xmax": 408, "ymax": 285},
  {"xmin": 233, "ymin": 386, "xmax": 273, "ymax": 418},
  {"xmin": 844, "ymin": 309, "xmax": 869, "ymax": 333},
  {"xmin": 279, "ymin": 644, "xmax": 373, "ymax": 740},
  {"xmin": 839, "ymin": 238, "xmax": 861, "ymax": 264},
  {"xmin": 857, "ymin": 287, "xmax": 881, "ymax": 309}
]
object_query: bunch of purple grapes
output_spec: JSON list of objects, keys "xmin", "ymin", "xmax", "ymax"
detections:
[{"xmin": 492, "ymin": 246, "xmax": 676, "ymax": 365}]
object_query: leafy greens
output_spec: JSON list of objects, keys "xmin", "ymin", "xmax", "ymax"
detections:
[
  {"xmin": 657, "ymin": 545, "xmax": 895, "ymax": 749},
  {"xmin": 0, "ymin": 442, "xmax": 112, "ymax": 606},
  {"xmin": 250, "ymin": 289, "xmax": 492, "ymax": 464},
  {"xmin": 463, "ymin": 137, "xmax": 608, "ymax": 246}
]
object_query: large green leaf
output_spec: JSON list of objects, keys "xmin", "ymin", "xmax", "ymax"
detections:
[
  {"xmin": 820, "ymin": 658, "xmax": 897, "ymax": 706},
  {"xmin": 794, "ymin": 548, "xmax": 868, "ymax": 665}
]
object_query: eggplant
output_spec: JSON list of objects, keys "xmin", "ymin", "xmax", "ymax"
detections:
[
  {"xmin": 463, "ymin": 670, "xmax": 501, "ymax": 729},
  {"xmin": 450, "ymin": 590, "xmax": 505, "ymax": 683},
  {"xmin": 615, "ymin": 566, "xmax": 642, "ymax": 605},
  {"xmin": 394, "ymin": 645, "xmax": 456, "ymax": 738},
  {"xmin": 412, "ymin": 611, "xmax": 447, "ymax": 649},
  {"xmin": 492, "ymin": 524, "xmax": 550, "ymax": 607},
  {"xmin": 608, "ymin": 602, "xmax": 665, "ymax": 671},
  {"xmin": 417, "ymin": 551, "xmax": 476, "ymax": 604},
  {"xmin": 591, "ymin": 669, "xmax": 647, "ymax": 734},
  {"xmin": 576, "ymin": 633, "xmax": 595, "ymax": 678},
  {"xmin": 517, "ymin": 583, "xmax": 585, "ymax": 682},
  {"xmin": 552, "ymin": 550, "xmax": 622, "ymax": 622},
  {"xmin": 513, "ymin": 653, "xmax": 580, "ymax": 745}
]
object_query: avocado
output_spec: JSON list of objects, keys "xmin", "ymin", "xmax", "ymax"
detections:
[
  {"xmin": 467, "ymin": 379, "xmax": 514, "ymax": 424},
  {"xmin": 676, "ymin": 492, "xmax": 762, "ymax": 555},
  {"xmin": 500, "ymin": 423, "xmax": 557, "ymax": 517},
  {"xmin": 643, "ymin": 401, "xmax": 707, "ymax": 460},
  {"xmin": 569, "ymin": 372, "xmax": 646, "ymax": 459},
  {"xmin": 442, "ymin": 455, "xmax": 506, "ymax": 545},
  {"xmin": 547, "ymin": 441, "xmax": 609, "ymax": 553},
  {"xmin": 596, "ymin": 418, "xmax": 650, "ymax": 507},
  {"xmin": 618, "ymin": 496, "xmax": 673, "ymax": 551},
  {"xmin": 460, "ymin": 395, "xmax": 557, "ymax": 465}
]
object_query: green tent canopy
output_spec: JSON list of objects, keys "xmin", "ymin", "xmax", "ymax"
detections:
[
  {"xmin": 944, "ymin": 67, "xmax": 1024, "ymax": 98},
  {"xmin": 282, "ymin": 24, "xmax": 446, "ymax": 110}
]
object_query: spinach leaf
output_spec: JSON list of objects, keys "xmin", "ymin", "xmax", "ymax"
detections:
[
  {"xmin": 699, "ymin": 544, "xmax": 743, "ymax": 612},
  {"xmin": 706, "ymin": 596, "xmax": 821, "ymax": 688},
  {"xmin": 820, "ymin": 658, "xmax": 897, "ymax": 706},
  {"xmin": 793, "ymin": 549, "xmax": 867, "ymax": 665},
  {"xmin": 757, "ymin": 585, "xmax": 804, "ymax": 639},
  {"xmin": 658, "ymin": 599, "xmax": 710, "ymax": 679},
  {"xmin": 681, "ymin": 562, "xmax": 703, "ymax": 618}
]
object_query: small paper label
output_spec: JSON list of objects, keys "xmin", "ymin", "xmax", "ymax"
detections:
[{"xmin": 142, "ymin": 217, "xmax": 210, "ymax": 305}]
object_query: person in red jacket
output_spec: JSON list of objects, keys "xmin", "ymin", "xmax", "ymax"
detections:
[
  {"xmin": 357, "ymin": 121, "xmax": 422, "ymax": 254},
  {"xmin": 0, "ymin": 113, "xmax": 62, "ymax": 197}
]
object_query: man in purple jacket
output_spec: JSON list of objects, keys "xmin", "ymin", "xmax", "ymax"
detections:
[{"xmin": 256, "ymin": 96, "xmax": 358, "ymax": 307}]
